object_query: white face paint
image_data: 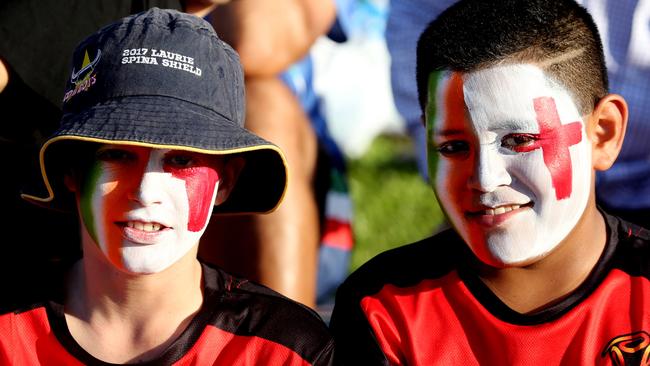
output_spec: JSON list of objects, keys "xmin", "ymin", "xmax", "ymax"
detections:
[
  {"xmin": 80, "ymin": 145, "xmax": 221, "ymax": 274},
  {"xmin": 429, "ymin": 64, "xmax": 592, "ymax": 267}
]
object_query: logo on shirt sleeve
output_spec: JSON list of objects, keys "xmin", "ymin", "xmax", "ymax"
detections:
[{"xmin": 602, "ymin": 331, "xmax": 650, "ymax": 366}]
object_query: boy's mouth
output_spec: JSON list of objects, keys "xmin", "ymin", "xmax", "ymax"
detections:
[
  {"xmin": 116, "ymin": 220, "xmax": 172, "ymax": 244},
  {"xmin": 465, "ymin": 202, "xmax": 534, "ymax": 227},
  {"xmin": 116, "ymin": 220, "xmax": 170, "ymax": 232},
  {"xmin": 126, "ymin": 221, "xmax": 166, "ymax": 232},
  {"xmin": 467, "ymin": 202, "xmax": 533, "ymax": 216}
]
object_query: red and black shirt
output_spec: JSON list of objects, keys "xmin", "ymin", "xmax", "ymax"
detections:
[
  {"xmin": 331, "ymin": 212, "xmax": 650, "ymax": 365},
  {"xmin": 0, "ymin": 262, "xmax": 334, "ymax": 365}
]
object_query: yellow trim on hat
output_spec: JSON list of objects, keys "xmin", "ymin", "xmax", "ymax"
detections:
[{"xmin": 21, "ymin": 135, "xmax": 289, "ymax": 214}]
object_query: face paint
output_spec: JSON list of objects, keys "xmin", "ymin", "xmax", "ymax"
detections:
[
  {"xmin": 162, "ymin": 151, "xmax": 220, "ymax": 232},
  {"xmin": 426, "ymin": 71, "xmax": 466, "ymax": 189},
  {"xmin": 79, "ymin": 145, "xmax": 222, "ymax": 273},
  {"xmin": 427, "ymin": 64, "xmax": 592, "ymax": 267}
]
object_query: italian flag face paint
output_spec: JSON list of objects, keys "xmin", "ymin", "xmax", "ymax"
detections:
[
  {"xmin": 426, "ymin": 64, "xmax": 592, "ymax": 267},
  {"xmin": 79, "ymin": 145, "xmax": 222, "ymax": 273}
]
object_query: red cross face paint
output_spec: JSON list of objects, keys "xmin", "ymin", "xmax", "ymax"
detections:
[
  {"xmin": 79, "ymin": 145, "xmax": 222, "ymax": 273},
  {"xmin": 427, "ymin": 64, "xmax": 592, "ymax": 267}
]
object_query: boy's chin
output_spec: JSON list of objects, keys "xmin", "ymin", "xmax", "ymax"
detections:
[
  {"xmin": 469, "ymin": 238, "xmax": 559, "ymax": 269},
  {"xmin": 115, "ymin": 258, "xmax": 174, "ymax": 275},
  {"xmin": 482, "ymin": 254, "xmax": 548, "ymax": 269}
]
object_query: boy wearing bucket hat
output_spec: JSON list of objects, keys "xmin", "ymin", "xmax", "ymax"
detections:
[{"xmin": 0, "ymin": 8, "xmax": 334, "ymax": 365}]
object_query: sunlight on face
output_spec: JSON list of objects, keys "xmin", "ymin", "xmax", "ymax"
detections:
[
  {"xmin": 426, "ymin": 64, "xmax": 592, "ymax": 267},
  {"xmin": 79, "ymin": 145, "xmax": 222, "ymax": 273}
]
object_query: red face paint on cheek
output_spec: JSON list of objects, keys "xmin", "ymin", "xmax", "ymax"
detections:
[
  {"xmin": 512, "ymin": 97, "xmax": 582, "ymax": 200},
  {"xmin": 165, "ymin": 164, "xmax": 220, "ymax": 232}
]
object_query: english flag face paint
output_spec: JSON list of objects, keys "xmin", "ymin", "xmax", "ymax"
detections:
[
  {"xmin": 79, "ymin": 145, "xmax": 221, "ymax": 273},
  {"xmin": 427, "ymin": 64, "xmax": 592, "ymax": 267}
]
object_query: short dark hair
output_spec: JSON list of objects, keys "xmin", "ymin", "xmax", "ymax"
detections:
[{"xmin": 416, "ymin": 0, "xmax": 608, "ymax": 115}]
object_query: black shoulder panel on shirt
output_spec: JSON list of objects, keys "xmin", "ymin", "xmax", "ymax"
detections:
[
  {"xmin": 610, "ymin": 214, "xmax": 650, "ymax": 280},
  {"xmin": 200, "ymin": 263, "xmax": 334, "ymax": 365},
  {"xmin": 341, "ymin": 229, "xmax": 464, "ymax": 297}
]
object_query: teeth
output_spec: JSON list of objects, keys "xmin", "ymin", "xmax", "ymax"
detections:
[
  {"xmin": 482, "ymin": 204, "xmax": 523, "ymax": 215},
  {"xmin": 126, "ymin": 221, "xmax": 162, "ymax": 232}
]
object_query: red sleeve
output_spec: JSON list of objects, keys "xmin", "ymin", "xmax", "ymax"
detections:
[{"xmin": 0, "ymin": 313, "xmax": 14, "ymax": 365}]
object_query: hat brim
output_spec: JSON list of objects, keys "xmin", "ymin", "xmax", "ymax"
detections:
[{"xmin": 21, "ymin": 96, "xmax": 288, "ymax": 215}]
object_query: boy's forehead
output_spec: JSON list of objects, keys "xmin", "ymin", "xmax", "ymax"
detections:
[{"xmin": 429, "ymin": 64, "xmax": 583, "ymax": 134}]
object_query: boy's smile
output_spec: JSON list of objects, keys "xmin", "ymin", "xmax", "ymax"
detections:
[
  {"xmin": 118, "ymin": 220, "xmax": 171, "ymax": 244},
  {"xmin": 79, "ymin": 145, "xmax": 223, "ymax": 273},
  {"xmin": 427, "ymin": 64, "xmax": 593, "ymax": 267}
]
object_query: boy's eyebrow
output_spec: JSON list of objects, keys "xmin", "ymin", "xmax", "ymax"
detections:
[
  {"xmin": 434, "ymin": 120, "xmax": 535, "ymax": 137},
  {"xmin": 433, "ymin": 128, "xmax": 466, "ymax": 137},
  {"xmin": 492, "ymin": 120, "xmax": 534, "ymax": 131}
]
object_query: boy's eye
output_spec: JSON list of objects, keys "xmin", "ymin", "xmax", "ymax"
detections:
[
  {"xmin": 501, "ymin": 133, "xmax": 538, "ymax": 150},
  {"xmin": 96, "ymin": 148, "xmax": 136, "ymax": 163},
  {"xmin": 437, "ymin": 140, "xmax": 470, "ymax": 157},
  {"xmin": 164, "ymin": 153, "xmax": 195, "ymax": 168}
]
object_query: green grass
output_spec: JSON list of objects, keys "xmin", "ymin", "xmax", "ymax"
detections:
[{"xmin": 347, "ymin": 134, "xmax": 445, "ymax": 271}]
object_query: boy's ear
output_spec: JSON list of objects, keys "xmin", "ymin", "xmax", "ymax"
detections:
[
  {"xmin": 586, "ymin": 94, "xmax": 628, "ymax": 171},
  {"xmin": 63, "ymin": 172, "xmax": 79, "ymax": 193},
  {"xmin": 214, "ymin": 156, "xmax": 245, "ymax": 205}
]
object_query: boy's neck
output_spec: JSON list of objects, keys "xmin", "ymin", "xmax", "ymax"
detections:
[
  {"xmin": 64, "ymin": 243, "xmax": 204, "ymax": 363},
  {"xmin": 477, "ymin": 199, "xmax": 607, "ymax": 314}
]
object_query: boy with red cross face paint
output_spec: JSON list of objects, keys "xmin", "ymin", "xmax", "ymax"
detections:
[
  {"xmin": 331, "ymin": 0, "xmax": 650, "ymax": 365},
  {"xmin": 0, "ymin": 9, "xmax": 334, "ymax": 365}
]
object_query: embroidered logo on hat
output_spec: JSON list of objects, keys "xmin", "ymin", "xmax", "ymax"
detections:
[
  {"xmin": 121, "ymin": 48, "xmax": 202, "ymax": 76},
  {"xmin": 64, "ymin": 49, "xmax": 101, "ymax": 103}
]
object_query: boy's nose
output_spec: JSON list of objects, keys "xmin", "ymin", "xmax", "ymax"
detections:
[
  {"xmin": 128, "ymin": 171, "xmax": 167, "ymax": 206},
  {"xmin": 467, "ymin": 145, "xmax": 511, "ymax": 192},
  {"xmin": 128, "ymin": 153, "xmax": 167, "ymax": 206}
]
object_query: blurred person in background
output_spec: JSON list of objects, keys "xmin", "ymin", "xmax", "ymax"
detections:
[
  {"xmin": 202, "ymin": 0, "xmax": 355, "ymax": 308},
  {"xmin": 584, "ymin": 0, "xmax": 650, "ymax": 227},
  {"xmin": 386, "ymin": 0, "xmax": 458, "ymax": 182},
  {"xmin": 387, "ymin": 0, "xmax": 650, "ymax": 229}
]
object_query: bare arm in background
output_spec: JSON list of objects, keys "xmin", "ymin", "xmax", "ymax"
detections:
[
  {"xmin": 200, "ymin": 0, "xmax": 336, "ymax": 308},
  {"xmin": 210, "ymin": 0, "xmax": 335, "ymax": 75},
  {"xmin": 183, "ymin": 0, "xmax": 232, "ymax": 17},
  {"xmin": 0, "ymin": 60, "xmax": 8, "ymax": 93}
]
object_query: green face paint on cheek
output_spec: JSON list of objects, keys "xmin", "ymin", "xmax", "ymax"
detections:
[
  {"xmin": 79, "ymin": 160, "xmax": 102, "ymax": 244},
  {"xmin": 425, "ymin": 71, "xmax": 443, "ymax": 191}
]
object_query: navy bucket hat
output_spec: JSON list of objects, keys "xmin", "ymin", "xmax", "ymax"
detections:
[{"xmin": 21, "ymin": 8, "xmax": 288, "ymax": 214}]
